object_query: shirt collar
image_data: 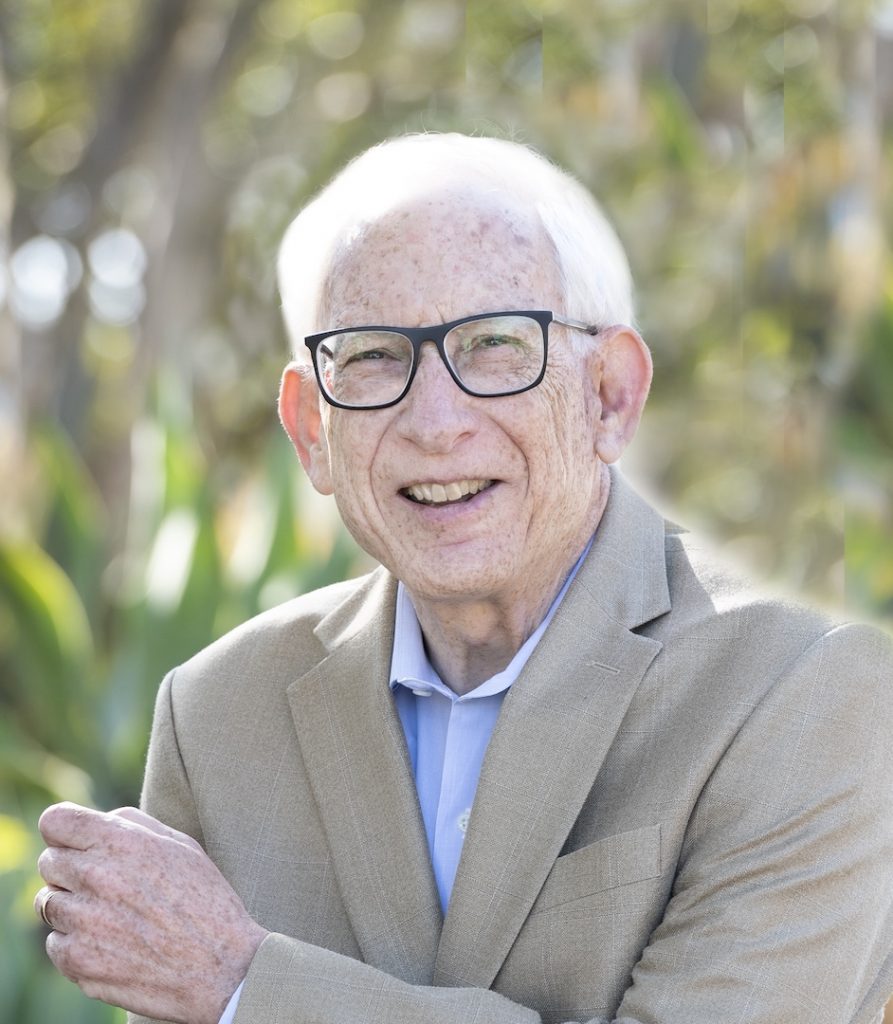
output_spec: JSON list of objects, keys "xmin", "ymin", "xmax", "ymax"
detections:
[{"xmin": 389, "ymin": 534, "xmax": 594, "ymax": 702}]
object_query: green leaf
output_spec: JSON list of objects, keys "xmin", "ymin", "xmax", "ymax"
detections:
[{"xmin": 0, "ymin": 542, "xmax": 93, "ymax": 676}]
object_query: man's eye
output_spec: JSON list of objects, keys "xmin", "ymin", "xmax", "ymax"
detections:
[
  {"xmin": 343, "ymin": 348, "xmax": 400, "ymax": 364},
  {"xmin": 466, "ymin": 334, "xmax": 515, "ymax": 351},
  {"xmin": 349, "ymin": 349, "xmax": 384, "ymax": 361}
]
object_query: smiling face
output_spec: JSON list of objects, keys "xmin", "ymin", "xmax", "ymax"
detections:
[{"xmin": 282, "ymin": 187, "xmax": 635, "ymax": 621}]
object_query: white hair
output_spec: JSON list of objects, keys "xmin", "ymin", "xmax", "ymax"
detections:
[{"xmin": 277, "ymin": 132, "xmax": 634, "ymax": 361}]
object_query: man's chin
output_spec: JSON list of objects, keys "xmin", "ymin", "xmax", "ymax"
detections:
[{"xmin": 396, "ymin": 560, "xmax": 518, "ymax": 609}]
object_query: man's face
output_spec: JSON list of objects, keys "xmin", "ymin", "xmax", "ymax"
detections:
[{"xmin": 302, "ymin": 190, "xmax": 611, "ymax": 613}]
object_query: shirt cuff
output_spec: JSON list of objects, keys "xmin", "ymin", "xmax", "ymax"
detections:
[{"xmin": 218, "ymin": 980, "xmax": 245, "ymax": 1024}]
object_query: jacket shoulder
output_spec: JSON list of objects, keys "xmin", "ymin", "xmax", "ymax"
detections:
[
  {"xmin": 662, "ymin": 527, "xmax": 839, "ymax": 641},
  {"xmin": 658, "ymin": 526, "xmax": 893, "ymax": 712},
  {"xmin": 167, "ymin": 569, "xmax": 387, "ymax": 709}
]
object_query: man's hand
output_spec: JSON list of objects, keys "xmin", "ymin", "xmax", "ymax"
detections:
[{"xmin": 34, "ymin": 802, "xmax": 268, "ymax": 1024}]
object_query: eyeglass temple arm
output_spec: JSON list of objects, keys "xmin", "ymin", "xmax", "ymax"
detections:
[{"xmin": 551, "ymin": 314, "xmax": 601, "ymax": 335}]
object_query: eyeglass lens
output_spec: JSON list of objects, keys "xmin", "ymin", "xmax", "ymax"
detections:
[{"xmin": 316, "ymin": 314, "xmax": 546, "ymax": 407}]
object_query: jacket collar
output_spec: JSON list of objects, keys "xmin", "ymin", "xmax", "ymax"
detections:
[
  {"xmin": 434, "ymin": 468, "xmax": 670, "ymax": 986},
  {"xmin": 288, "ymin": 469, "xmax": 670, "ymax": 987}
]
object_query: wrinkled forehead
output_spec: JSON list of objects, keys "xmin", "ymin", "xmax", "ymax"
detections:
[{"xmin": 319, "ymin": 185, "xmax": 563, "ymax": 327}]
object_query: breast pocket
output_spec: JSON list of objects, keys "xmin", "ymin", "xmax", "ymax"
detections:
[
  {"xmin": 495, "ymin": 824, "xmax": 666, "ymax": 1024},
  {"xmin": 533, "ymin": 822, "xmax": 662, "ymax": 913}
]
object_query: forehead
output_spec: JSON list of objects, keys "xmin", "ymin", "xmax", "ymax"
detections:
[{"xmin": 320, "ymin": 187, "xmax": 563, "ymax": 328}]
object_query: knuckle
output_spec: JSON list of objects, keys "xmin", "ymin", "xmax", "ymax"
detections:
[
  {"xmin": 43, "ymin": 891, "xmax": 68, "ymax": 933},
  {"xmin": 40, "ymin": 800, "xmax": 74, "ymax": 824},
  {"xmin": 33, "ymin": 886, "xmax": 47, "ymax": 914},
  {"xmin": 39, "ymin": 801, "xmax": 95, "ymax": 841},
  {"xmin": 36, "ymin": 847, "xmax": 55, "ymax": 878},
  {"xmin": 46, "ymin": 933, "xmax": 76, "ymax": 980},
  {"xmin": 64, "ymin": 939, "xmax": 93, "ymax": 979},
  {"xmin": 37, "ymin": 803, "xmax": 62, "ymax": 834},
  {"xmin": 109, "ymin": 804, "xmax": 139, "ymax": 816},
  {"xmin": 107, "ymin": 807, "xmax": 131, "ymax": 828},
  {"xmin": 79, "ymin": 857, "xmax": 105, "ymax": 894},
  {"xmin": 71, "ymin": 803, "xmax": 99, "ymax": 826},
  {"xmin": 107, "ymin": 814, "xmax": 136, "ymax": 843}
]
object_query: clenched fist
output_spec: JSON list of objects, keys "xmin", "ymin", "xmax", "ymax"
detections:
[{"xmin": 35, "ymin": 802, "xmax": 267, "ymax": 1024}]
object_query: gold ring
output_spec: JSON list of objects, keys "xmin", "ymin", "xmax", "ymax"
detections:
[{"xmin": 37, "ymin": 888, "xmax": 60, "ymax": 929}]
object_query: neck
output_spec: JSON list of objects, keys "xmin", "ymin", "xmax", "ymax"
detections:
[
  {"xmin": 411, "ymin": 595, "xmax": 549, "ymax": 696},
  {"xmin": 408, "ymin": 470, "xmax": 610, "ymax": 696}
]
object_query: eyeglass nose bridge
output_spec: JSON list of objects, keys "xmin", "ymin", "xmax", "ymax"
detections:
[{"xmin": 399, "ymin": 326, "xmax": 468, "ymax": 399}]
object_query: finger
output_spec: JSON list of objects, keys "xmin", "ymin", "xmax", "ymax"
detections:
[
  {"xmin": 38, "ymin": 802, "xmax": 105, "ymax": 851},
  {"xmin": 34, "ymin": 884, "xmax": 56, "ymax": 922},
  {"xmin": 110, "ymin": 807, "xmax": 202, "ymax": 850},
  {"xmin": 34, "ymin": 884, "xmax": 70, "ymax": 933},
  {"xmin": 37, "ymin": 846, "xmax": 83, "ymax": 891},
  {"xmin": 46, "ymin": 929, "xmax": 78, "ymax": 980}
]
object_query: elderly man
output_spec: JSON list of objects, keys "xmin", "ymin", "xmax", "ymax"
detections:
[{"xmin": 35, "ymin": 133, "xmax": 893, "ymax": 1024}]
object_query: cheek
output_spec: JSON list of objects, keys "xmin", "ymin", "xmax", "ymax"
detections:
[
  {"xmin": 536, "ymin": 370, "xmax": 595, "ymax": 453},
  {"xmin": 326, "ymin": 420, "xmax": 390, "ymax": 515},
  {"xmin": 326, "ymin": 434, "xmax": 366, "ymax": 506}
]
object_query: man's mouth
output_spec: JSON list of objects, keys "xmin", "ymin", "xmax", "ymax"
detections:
[{"xmin": 400, "ymin": 479, "xmax": 494, "ymax": 506}]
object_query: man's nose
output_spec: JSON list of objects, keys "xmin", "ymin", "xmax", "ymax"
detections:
[{"xmin": 394, "ymin": 341, "xmax": 477, "ymax": 452}]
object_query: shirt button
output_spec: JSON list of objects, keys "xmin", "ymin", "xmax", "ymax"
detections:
[
  {"xmin": 411, "ymin": 687, "xmax": 431, "ymax": 697},
  {"xmin": 457, "ymin": 809, "xmax": 470, "ymax": 834}
]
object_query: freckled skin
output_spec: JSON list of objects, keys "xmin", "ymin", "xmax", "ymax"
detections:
[
  {"xmin": 35, "ymin": 803, "xmax": 266, "ymax": 1024},
  {"xmin": 311, "ymin": 187, "xmax": 613, "ymax": 690}
]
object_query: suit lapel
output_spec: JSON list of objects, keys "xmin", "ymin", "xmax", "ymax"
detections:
[
  {"xmin": 287, "ymin": 570, "xmax": 442, "ymax": 985},
  {"xmin": 434, "ymin": 471, "xmax": 670, "ymax": 988}
]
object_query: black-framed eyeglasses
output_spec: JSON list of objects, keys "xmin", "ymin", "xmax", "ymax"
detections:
[{"xmin": 304, "ymin": 310, "xmax": 599, "ymax": 410}]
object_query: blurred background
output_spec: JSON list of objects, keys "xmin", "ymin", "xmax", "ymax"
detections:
[{"xmin": 1, "ymin": 0, "xmax": 892, "ymax": 1020}]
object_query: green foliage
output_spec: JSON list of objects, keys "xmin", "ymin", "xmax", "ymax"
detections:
[{"xmin": 1, "ymin": 0, "xmax": 891, "ymax": 1019}]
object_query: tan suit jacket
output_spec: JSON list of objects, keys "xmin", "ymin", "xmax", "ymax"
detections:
[{"xmin": 131, "ymin": 473, "xmax": 893, "ymax": 1024}]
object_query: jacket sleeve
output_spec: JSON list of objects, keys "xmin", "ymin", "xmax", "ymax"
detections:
[
  {"xmin": 132, "ymin": 625, "xmax": 893, "ymax": 1024},
  {"xmin": 126, "ymin": 670, "xmax": 208, "ymax": 1024},
  {"xmin": 613, "ymin": 622, "xmax": 893, "ymax": 1023}
]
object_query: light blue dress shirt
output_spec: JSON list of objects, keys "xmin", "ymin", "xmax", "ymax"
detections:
[
  {"xmin": 220, "ymin": 540, "xmax": 590, "ymax": 1023},
  {"xmin": 389, "ymin": 540, "xmax": 590, "ymax": 913}
]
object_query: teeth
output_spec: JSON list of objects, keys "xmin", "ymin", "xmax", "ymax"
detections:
[{"xmin": 404, "ymin": 479, "xmax": 492, "ymax": 505}]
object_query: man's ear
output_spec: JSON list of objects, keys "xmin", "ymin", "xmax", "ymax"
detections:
[
  {"xmin": 278, "ymin": 363, "xmax": 334, "ymax": 495},
  {"xmin": 588, "ymin": 325, "xmax": 652, "ymax": 465}
]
